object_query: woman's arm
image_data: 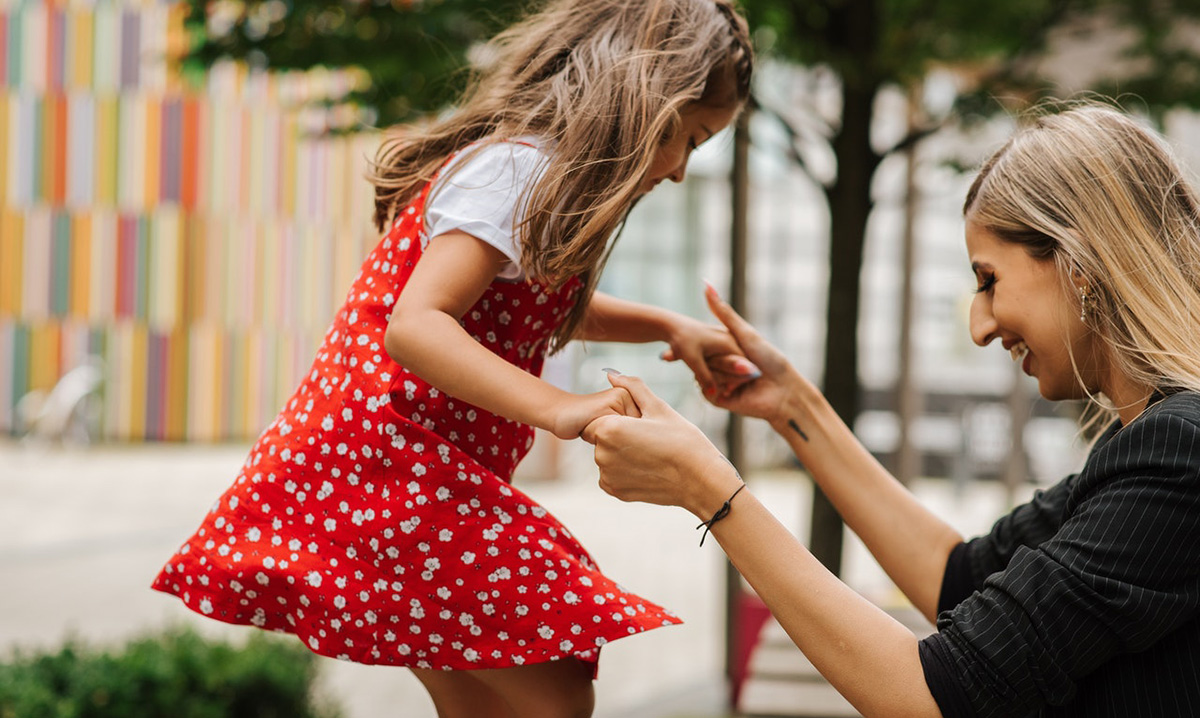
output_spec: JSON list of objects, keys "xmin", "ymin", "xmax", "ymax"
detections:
[
  {"xmin": 693, "ymin": 286, "xmax": 963, "ymax": 621},
  {"xmin": 585, "ymin": 374, "xmax": 942, "ymax": 718},
  {"xmin": 579, "ymin": 291, "xmax": 759, "ymax": 397},
  {"xmin": 385, "ymin": 231, "xmax": 637, "ymax": 439}
]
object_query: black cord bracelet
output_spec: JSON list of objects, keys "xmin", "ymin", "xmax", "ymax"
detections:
[{"xmin": 695, "ymin": 483, "xmax": 746, "ymax": 547}]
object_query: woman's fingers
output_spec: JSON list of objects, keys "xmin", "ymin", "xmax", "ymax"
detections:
[
  {"xmin": 603, "ymin": 371, "xmax": 672, "ymax": 415},
  {"xmin": 703, "ymin": 282, "xmax": 760, "ymax": 348}
]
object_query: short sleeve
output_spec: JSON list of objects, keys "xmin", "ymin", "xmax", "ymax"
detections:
[{"xmin": 424, "ymin": 140, "xmax": 549, "ymax": 280}]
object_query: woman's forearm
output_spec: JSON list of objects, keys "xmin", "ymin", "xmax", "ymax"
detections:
[
  {"xmin": 588, "ymin": 372, "xmax": 944, "ymax": 717},
  {"xmin": 768, "ymin": 375, "xmax": 963, "ymax": 622},
  {"xmin": 702, "ymin": 478, "xmax": 942, "ymax": 718}
]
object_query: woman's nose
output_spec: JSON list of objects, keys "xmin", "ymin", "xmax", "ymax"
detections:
[{"xmin": 969, "ymin": 296, "xmax": 997, "ymax": 347}]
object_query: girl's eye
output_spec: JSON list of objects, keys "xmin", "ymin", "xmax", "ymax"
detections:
[{"xmin": 974, "ymin": 274, "xmax": 996, "ymax": 294}]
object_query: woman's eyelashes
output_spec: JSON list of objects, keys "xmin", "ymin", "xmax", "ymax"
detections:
[{"xmin": 974, "ymin": 273, "xmax": 996, "ymax": 294}]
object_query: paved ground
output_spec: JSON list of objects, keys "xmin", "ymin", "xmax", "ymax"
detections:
[{"xmin": 0, "ymin": 438, "xmax": 1033, "ymax": 717}]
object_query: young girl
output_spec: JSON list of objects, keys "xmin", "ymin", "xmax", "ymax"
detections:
[
  {"xmin": 153, "ymin": 0, "xmax": 754, "ymax": 715},
  {"xmin": 587, "ymin": 103, "xmax": 1200, "ymax": 717}
]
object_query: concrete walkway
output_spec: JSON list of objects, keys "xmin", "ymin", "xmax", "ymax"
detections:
[{"xmin": 0, "ymin": 439, "xmax": 1033, "ymax": 717}]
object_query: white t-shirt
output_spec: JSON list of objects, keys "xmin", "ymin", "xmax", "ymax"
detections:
[{"xmin": 423, "ymin": 138, "xmax": 550, "ymax": 280}]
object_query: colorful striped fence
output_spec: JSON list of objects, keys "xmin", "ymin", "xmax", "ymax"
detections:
[{"xmin": 1, "ymin": 0, "xmax": 383, "ymax": 441}]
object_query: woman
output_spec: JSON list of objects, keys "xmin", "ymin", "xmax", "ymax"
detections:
[{"xmin": 583, "ymin": 104, "xmax": 1200, "ymax": 717}]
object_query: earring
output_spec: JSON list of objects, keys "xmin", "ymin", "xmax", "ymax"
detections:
[{"xmin": 1079, "ymin": 285, "xmax": 1090, "ymax": 322}]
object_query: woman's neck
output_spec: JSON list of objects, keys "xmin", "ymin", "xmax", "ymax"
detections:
[{"xmin": 1105, "ymin": 371, "xmax": 1156, "ymax": 426}]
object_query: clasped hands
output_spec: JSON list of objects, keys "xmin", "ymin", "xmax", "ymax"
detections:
[{"xmin": 576, "ymin": 285, "xmax": 796, "ymax": 516}]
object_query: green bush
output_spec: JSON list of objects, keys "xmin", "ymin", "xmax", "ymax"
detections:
[{"xmin": 0, "ymin": 626, "xmax": 340, "ymax": 718}]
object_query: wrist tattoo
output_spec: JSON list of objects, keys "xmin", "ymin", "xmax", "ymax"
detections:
[{"xmin": 787, "ymin": 418, "xmax": 809, "ymax": 441}]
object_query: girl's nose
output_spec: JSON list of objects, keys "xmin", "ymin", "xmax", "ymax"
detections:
[
  {"xmin": 668, "ymin": 152, "xmax": 690, "ymax": 184},
  {"xmin": 968, "ymin": 295, "xmax": 997, "ymax": 347}
]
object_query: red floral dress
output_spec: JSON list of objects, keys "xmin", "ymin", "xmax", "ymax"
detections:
[{"xmin": 152, "ymin": 174, "xmax": 680, "ymax": 674}]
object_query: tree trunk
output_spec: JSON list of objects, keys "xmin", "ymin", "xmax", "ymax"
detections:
[
  {"xmin": 897, "ymin": 89, "xmax": 923, "ymax": 486},
  {"xmin": 725, "ymin": 107, "xmax": 751, "ymax": 697},
  {"xmin": 813, "ymin": 82, "xmax": 882, "ymax": 574},
  {"xmin": 796, "ymin": 0, "xmax": 884, "ymax": 576}
]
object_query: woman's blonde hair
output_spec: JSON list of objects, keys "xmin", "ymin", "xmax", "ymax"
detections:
[
  {"xmin": 964, "ymin": 101, "xmax": 1200, "ymax": 420},
  {"xmin": 368, "ymin": 0, "xmax": 753, "ymax": 352}
]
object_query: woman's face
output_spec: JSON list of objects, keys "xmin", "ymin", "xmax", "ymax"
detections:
[
  {"xmin": 641, "ymin": 102, "xmax": 738, "ymax": 195},
  {"xmin": 966, "ymin": 220, "xmax": 1105, "ymax": 402}
]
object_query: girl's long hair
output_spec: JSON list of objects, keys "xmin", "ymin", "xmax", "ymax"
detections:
[
  {"xmin": 964, "ymin": 101, "xmax": 1200, "ymax": 423},
  {"xmin": 368, "ymin": 0, "xmax": 752, "ymax": 352}
]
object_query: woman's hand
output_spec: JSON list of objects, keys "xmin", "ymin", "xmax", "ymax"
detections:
[
  {"xmin": 695, "ymin": 284, "xmax": 808, "ymax": 424},
  {"xmin": 548, "ymin": 386, "xmax": 641, "ymax": 441},
  {"xmin": 582, "ymin": 372, "xmax": 741, "ymax": 519}
]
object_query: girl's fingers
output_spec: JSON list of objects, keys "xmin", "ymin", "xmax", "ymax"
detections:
[
  {"xmin": 616, "ymin": 386, "xmax": 642, "ymax": 419},
  {"xmin": 709, "ymin": 353, "xmax": 761, "ymax": 377}
]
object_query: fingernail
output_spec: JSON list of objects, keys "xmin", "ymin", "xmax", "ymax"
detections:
[
  {"xmin": 658, "ymin": 350, "xmax": 669, "ymax": 360},
  {"xmin": 734, "ymin": 359, "xmax": 759, "ymax": 375},
  {"xmin": 602, "ymin": 367, "xmax": 622, "ymax": 376}
]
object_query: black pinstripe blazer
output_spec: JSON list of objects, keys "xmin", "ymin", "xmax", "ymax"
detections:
[{"xmin": 920, "ymin": 390, "xmax": 1200, "ymax": 717}]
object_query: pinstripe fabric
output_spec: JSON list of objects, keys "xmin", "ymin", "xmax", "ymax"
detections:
[{"xmin": 920, "ymin": 391, "xmax": 1200, "ymax": 717}]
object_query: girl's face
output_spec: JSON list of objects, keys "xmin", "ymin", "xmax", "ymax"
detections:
[
  {"xmin": 641, "ymin": 102, "xmax": 739, "ymax": 195},
  {"xmin": 966, "ymin": 220, "xmax": 1106, "ymax": 402}
]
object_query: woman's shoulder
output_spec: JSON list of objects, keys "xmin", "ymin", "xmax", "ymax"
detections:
[
  {"xmin": 1138, "ymin": 389, "xmax": 1200, "ymax": 430},
  {"xmin": 1087, "ymin": 390, "xmax": 1200, "ymax": 470}
]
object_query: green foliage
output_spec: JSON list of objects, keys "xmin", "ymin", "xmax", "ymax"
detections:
[
  {"xmin": 742, "ymin": 0, "xmax": 1200, "ymax": 119},
  {"xmin": 183, "ymin": 0, "xmax": 527, "ymax": 128},
  {"xmin": 0, "ymin": 627, "xmax": 339, "ymax": 718}
]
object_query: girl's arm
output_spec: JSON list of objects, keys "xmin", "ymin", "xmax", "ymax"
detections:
[
  {"xmin": 585, "ymin": 375, "xmax": 943, "ymax": 718},
  {"xmin": 385, "ymin": 231, "xmax": 637, "ymax": 439},
  {"xmin": 580, "ymin": 291, "xmax": 759, "ymax": 396}
]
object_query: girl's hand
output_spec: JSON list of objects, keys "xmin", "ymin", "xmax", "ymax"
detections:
[
  {"xmin": 582, "ymin": 373, "xmax": 739, "ymax": 518},
  {"xmin": 696, "ymin": 284, "xmax": 806, "ymax": 424},
  {"xmin": 660, "ymin": 316, "xmax": 761, "ymax": 398},
  {"xmin": 548, "ymin": 386, "xmax": 641, "ymax": 440}
]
